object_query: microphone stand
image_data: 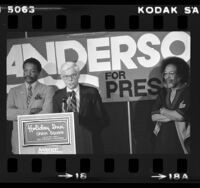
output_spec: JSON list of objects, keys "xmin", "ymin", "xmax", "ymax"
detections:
[
  {"xmin": 66, "ymin": 93, "xmax": 72, "ymax": 112},
  {"xmin": 62, "ymin": 92, "xmax": 72, "ymax": 112},
  {"xmin": 62, "ymin": 98, "xmax": 66, "ymax": 112}
]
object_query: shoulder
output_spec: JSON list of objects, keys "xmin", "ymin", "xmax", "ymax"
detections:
[
  {"xmin": 37, "ymin": 82, "xmax": 49, "ymax": 89},
  {"xmin": 8, "ymin": 84, "xmax": 24, "ymax": 93},
  {"xmin": 80, "ymin": 84, "xmax": 99, "ymax": 95},
  {"xmin": 182, "ymin": 85, "xmax": 190, "ymax": 98},
  {"xmin": 157, "ymin": 87, "xmax": 167, "ymax": 97},
  {"xmin": 53, "ymin": 88, "xmax": 66, "ymax": 97},
  {"xmin": 37, "ymin": 82, "xmax": 56, "ymax": 91}
]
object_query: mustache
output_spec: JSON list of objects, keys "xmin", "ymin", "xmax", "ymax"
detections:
[
  {"xmin": 24, "ymin": 76, "xmax": 34, "ymax": 79},
  {"xmin": 164, "ymin": 78, "xmax": 174, "ymax": 83}
]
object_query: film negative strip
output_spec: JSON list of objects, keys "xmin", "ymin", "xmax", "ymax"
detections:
[{"xmin": 0, "ymin": 0, "xmax": 200, "ymax": 183}]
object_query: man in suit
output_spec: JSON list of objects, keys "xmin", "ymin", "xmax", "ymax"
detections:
[
  {"xmin": 53, "ymin": 62, "xmax": 109, "ymax": 154},
  {"xmin": 7, "ymin": 57, "xmax": 55, "ymax": 154}
]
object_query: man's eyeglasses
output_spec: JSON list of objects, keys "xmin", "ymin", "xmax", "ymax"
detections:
[
  {"xmin": 62, "ymin": 73, "xmax": 78, "ymax": 80},
  {"xmin": 162, "ymin": 72, "xmax": 176, "ymax": 78}
]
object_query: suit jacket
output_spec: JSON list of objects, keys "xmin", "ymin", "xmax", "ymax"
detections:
[
  {"xmin": 53, "ymin": 84, "xmax": 109, "ymax": 154},
  {"xmin": 7, "ymin": 81, "xmax": 56, "ymax": 154}
]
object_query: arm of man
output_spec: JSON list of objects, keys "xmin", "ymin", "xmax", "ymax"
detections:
[
  {"xmin": 152, "ymin": 113, "xmax": 171, "ymax": 122},
  {"xmin": 160, "ymin": 108, "xmax": 184, "ymax": 121},
  {"xmin": 151, "ymin": 88, "xmax": 171, "ymax": 122},
  {"xmin": 161, "ymin": 88, "xmax": 190, "ymax": 122},
  {"xmin": 7, "ymin": 88, "xmax": 30, "ymax": 121},
  {"xmin": 38, "ymin": 86, "xmax": 56, "ymax": 114},
  {"xmin": 93, "ymin": 88, "xmax": 110, "ymax": 129},
  {"xmin": 52, "ymin": 90, "xmax": 61, "ymax": 113}
]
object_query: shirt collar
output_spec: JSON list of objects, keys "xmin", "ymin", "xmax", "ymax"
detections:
[
  {"xmin": 25, "ymin": 81, "xmax": 38, "ymax": 90},
  {"xmin": 167, "ymin": 82, "xmax": 188, "ymax": 93},
  {"xmin": 66, "ymin": 84, "xmax": 79, "ymax": 93}
]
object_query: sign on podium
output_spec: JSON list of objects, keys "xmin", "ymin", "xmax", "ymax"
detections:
[{"xmin": 17, "ymin": 113, "xmax": 78, "ymax": 154}]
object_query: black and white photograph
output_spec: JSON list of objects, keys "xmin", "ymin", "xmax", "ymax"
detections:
[{"xmin": 6, "ymin": 31, "xmax": 191, "ymax": 155}]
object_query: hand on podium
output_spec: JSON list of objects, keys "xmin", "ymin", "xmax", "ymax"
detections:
[{"xmin": 30, "ymin": 108, "xmax": 42, "ymax": 114}]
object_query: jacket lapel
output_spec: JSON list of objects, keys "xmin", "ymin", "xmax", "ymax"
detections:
[
  {"xmin": 79, "ymin": 84, "xmax": 84, "ymax": 115},
  {"xmin": 29, "ymin": 81, "xmax": 40, "ymax": 108},
  {"xmin": 19, "ymin": 83, "xmax": 28, "ymax": 109}
]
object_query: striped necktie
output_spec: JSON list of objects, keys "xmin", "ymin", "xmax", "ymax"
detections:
[
  {"xmin": 27, "ymin": 84, "xmax": 32, "ymax": 107},
  {"xmin": 71, "ymin": 90, "xmax": 77, "ymax": 112},
  {"xmin": 67, "ymin": 91, "xmax": 77, "ymax": 112}
]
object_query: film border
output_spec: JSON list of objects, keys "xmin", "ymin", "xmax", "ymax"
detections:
[{"xmin": 0, "ymin": 3, "xmax": 200, "ymax": 183}]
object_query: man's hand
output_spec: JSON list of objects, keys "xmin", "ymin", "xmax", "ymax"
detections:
[
  {"xmin": 152, "ymin": 114, "xmax": 171, "ymax": 122},
  {"xmin": 30, "ymin": 108, "xmax": 42, "ymax": 114},
  {"xmin": 160, "ymin": 107, "xmax": 168, "ymax": 115},
  {"xmin": 160, "ymin": 107, "xmax": 184, "ymax": 121}
]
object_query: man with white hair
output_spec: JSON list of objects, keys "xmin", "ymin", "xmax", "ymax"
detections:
[{"xmin": 53, "ymin": 62, "xmax": 109, "ymax": 154}]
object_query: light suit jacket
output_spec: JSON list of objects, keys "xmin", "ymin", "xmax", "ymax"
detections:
[{"xmin": 7, "ymin": 81, "xmax": 56, "ymax": 154}]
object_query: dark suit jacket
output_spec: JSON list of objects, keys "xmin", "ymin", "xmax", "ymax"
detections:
[{"xmin": 53, "ymin": 84, "xmax": 109, "ymax": 154}]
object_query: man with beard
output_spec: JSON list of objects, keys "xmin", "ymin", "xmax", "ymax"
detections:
[
  {"xmin": 7, "ymin": 57, "xmax": 55, "ymax": 154},
  {"xmin": 151, "ymin": 57, "xmax": 190, "ymax": 154}
]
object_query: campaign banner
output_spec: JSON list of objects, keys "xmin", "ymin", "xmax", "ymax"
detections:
[{"xmin": 7, "ymin": 32, "xmax": 190, "ymax": 102}]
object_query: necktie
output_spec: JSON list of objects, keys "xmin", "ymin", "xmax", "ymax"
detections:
[
  {"xmin": 66, "ymin": 91, "xmax": 77, "ymax": 112},
  {"xmin": 71, "ymin": 90, "xmax": 77, "ymax": 112},
  {"xmin": 27, "ymin": 84, "xmax": 32, "ymax": 107}
]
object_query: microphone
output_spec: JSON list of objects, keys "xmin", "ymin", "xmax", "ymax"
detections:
[
  {"xmin": 66, "ymin": 92, "xmax": 73, "ymax": 112},
  {"xmin": 62, "ymin": 98, "xmax": 66, "ymax": 112}
]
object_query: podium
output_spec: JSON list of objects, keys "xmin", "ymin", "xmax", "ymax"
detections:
[{"xmin": 17, "ymin": 113, "xmax": 79, "ymax": 154}]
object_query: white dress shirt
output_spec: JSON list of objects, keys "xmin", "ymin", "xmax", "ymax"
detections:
[
  {"xmin": 25, "ymin": 81, "xmax": 37, "ymax": 95},
  {"xmin": 66, "ymin": 84, "xmax": 80, "ymax": 112}
]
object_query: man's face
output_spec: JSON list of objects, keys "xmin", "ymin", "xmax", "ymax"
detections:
[
  {"xmin": 163, "ymin": 64, "xmax": 181, "ymax": 89},
  {"xmin": 61, "ymin": 68, "xmax": 79, "ymax": 89},
  {"xmin": 23, "ymin": 63, "xmax": 40, "ymax": 84}
]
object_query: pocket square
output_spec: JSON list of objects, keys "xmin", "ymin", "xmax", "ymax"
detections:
[{"xmin": 35, "ymin": 94, "xmax": 43, "ymax": 100}]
